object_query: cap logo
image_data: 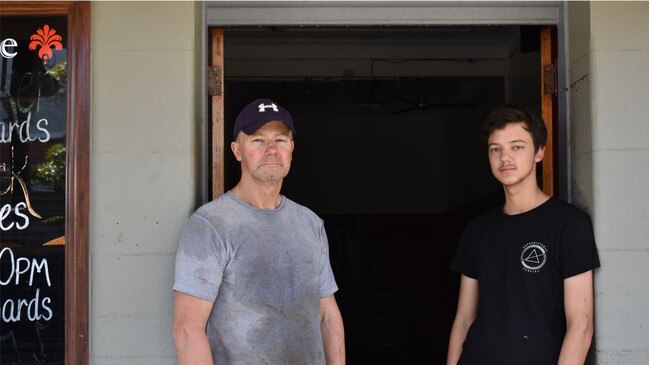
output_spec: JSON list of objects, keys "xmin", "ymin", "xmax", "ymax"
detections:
[{"xmin": 258, "ymin": 102, "xmax": 279, "ymax": 113}]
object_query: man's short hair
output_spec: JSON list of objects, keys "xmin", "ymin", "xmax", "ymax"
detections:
[{"xmin": 482, "ymin": 105, "xmax": 548, "ymax": 152}]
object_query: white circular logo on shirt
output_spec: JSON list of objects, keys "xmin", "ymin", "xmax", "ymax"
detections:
[{"xmin": 521, "ymin": 242, "xmax": 548, "ymax": 273}]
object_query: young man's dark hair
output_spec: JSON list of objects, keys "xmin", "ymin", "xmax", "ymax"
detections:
[{"xmin": 482, "ymin": 104, "xmax": 547, "ymax": 152}]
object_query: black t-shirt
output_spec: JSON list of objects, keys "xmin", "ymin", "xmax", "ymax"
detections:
[{"xmin": 450, "ymin": 198, "xmax": 600, "ymax": 365}]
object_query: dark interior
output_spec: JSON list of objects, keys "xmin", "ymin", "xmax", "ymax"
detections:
[{"xmin": 219, "ymin": 26, "xmax": 540, "ymax": 364}]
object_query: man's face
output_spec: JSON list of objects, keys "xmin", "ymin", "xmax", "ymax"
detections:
[
  {"xmin": 231, "ymin": 120, "xmax": 294, "ymax": 184},
  {"xmin": 487, "ymin": 122, "xmax": 544, "ymax": 188}
]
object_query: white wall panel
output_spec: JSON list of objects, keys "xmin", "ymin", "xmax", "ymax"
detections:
[
  {"xmin": 90, "ymin": 2, "xmax": 201, "ymax": 363},
  {"xmin": 569, "ymin": 2, "xmax": 649, "ymax": 363}
]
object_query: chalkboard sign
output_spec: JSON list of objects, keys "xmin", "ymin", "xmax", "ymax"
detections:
[{"xmin": 1, "ymin": 15, "xmax": 68, "ymax": 363}]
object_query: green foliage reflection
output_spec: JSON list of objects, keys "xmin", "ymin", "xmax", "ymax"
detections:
[{"xmin": 33, "ymin": 143, "xmax": 66, "ymax": 192}]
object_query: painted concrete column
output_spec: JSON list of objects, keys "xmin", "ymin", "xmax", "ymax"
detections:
[
  {"xmin": 568, "ymin": 2, "xmax": 649, "ymax": 364},
  {"xmin": 90, "ymin": 2, "xmax": 202, "ymax": 363}
]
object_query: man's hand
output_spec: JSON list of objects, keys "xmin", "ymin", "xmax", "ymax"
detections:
[
  {"xmin": 558, "ymin": 270, "xmax": 595, "ymax": 365},
  {"xmin": 447, "ymin": 275, "xmax": 479, "ymax": 365},
  {"xmin": 320, "ymin": 295, "xmax": 345, "ymax": 365},
  {"xmin": 173, "ymin": 291, "xmax": 215, "ymax": 365}
]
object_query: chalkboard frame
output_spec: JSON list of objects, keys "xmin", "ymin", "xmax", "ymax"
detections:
[{"xmin": 0, "ymin": 2, "xmax": 90, "ymax": 364}]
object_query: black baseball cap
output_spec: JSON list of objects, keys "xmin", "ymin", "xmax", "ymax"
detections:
[{"xmin": 233, "ymin": 98, "xmax": 296, "ymax": 140}]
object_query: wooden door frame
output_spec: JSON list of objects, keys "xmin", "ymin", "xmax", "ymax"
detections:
[
  {"xmin": 541, "ymin": 26, "xmax": 559, "ymax": 196},
  {"xmin": 0, "ymin": 2, "xmax": 90, "ymax": 364},
  {"xmin": 210, "ymin": 28, "xmax": 225, "ymax": 199}
]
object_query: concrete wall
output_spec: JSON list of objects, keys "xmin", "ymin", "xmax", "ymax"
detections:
[
  {"xmin": 90, "ymin": 2, "xmax": 201, "ymax": 363},
  {"xmin": 568, "ymin": 2, "xmax": 649, "ymax": 364}
]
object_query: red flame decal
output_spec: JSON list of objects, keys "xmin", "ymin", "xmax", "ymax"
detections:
[{"xmin": 28, "ymin": 25, "xmax": 63, "ymax": 65}]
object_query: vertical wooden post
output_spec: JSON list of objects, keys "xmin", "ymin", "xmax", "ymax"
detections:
[
  {"xmin": 211, "ymin": 29, "xmax": 225, "ymax": 199},
  {"xmin": 65, "ymin": 4, "xmax": 91, "ymax": 363},
  {"xmin": 540, "ymin": 27, "xmax": 557, "ymax": 196}
]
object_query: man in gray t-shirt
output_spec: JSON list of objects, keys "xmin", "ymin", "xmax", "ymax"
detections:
[{"xmin": 173, "ymin": 99, "xmax": 345, "ymax": 365}]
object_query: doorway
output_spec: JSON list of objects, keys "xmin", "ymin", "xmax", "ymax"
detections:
[{"xmin": 219, "ymin": 26, "xmax": 542, "ymax": 363}]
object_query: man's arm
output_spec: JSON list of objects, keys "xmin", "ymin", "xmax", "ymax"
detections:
[
  {"xmin": 173, "ymin": 291, "xmax": 215, "ymax": 365},
  {"xmin": 447, "ymin": 274, "xmax": 479, "ymax": 365},
  {"xmin": 320, "ymin": 295, "xmax": 345, "ymax": 365},
  {"xmin": 558, "ymin": 270, "xmax": 595, "ymax": 365}
]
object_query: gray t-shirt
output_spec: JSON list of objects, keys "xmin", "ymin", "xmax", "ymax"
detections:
[{"xmin": 173, "ymin": 191, "xmax": 338, "ymax": 365}]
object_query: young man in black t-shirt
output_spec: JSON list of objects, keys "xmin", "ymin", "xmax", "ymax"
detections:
[{"xmin": 447, "ymin": 106, "xmax": 600, "ymax": 365}]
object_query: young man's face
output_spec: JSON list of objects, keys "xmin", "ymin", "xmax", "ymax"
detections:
[
  {"xmin": 487, "ymin": 122, "xmax": 544, "ymax": 188},
  {"xmin": 231, "ymin": 120, "xmax": 294, "ymax": 184}
]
